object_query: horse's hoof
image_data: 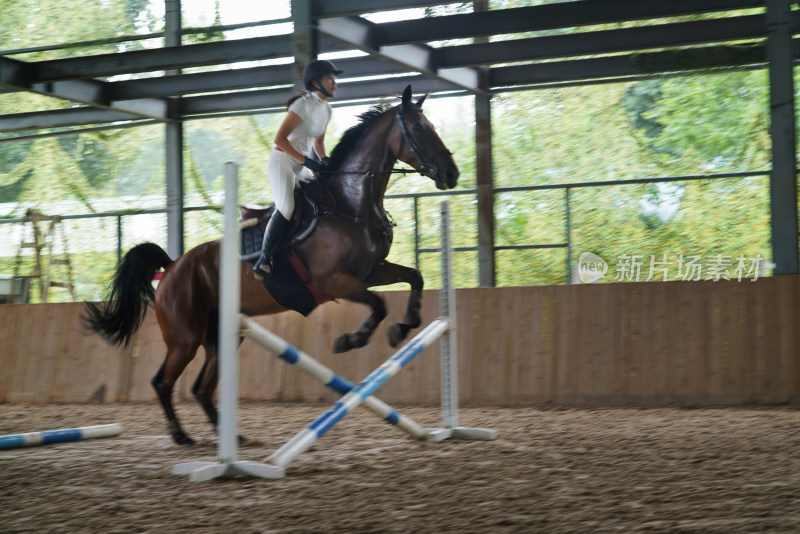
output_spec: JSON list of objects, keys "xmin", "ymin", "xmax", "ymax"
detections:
[
  {"xmin": 388, "ymin": 323, "xmax": 410, "ymax": 347},
  {"xmin": 175, "ymin": 434, "xmax": 196, "ymax": 447},
  {"xmin": 333, "ymin": 335, "xmax": 351, "ymax": 353},
  {"xmin": 213, "ymin": 427, "xmax": 247, "ymax": 445}
]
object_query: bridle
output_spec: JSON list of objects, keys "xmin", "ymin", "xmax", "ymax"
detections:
[{"xmin": 396, "ymin": 108, "xmax": 452, "ymax": 179}]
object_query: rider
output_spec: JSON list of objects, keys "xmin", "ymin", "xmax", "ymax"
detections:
[{"xmin": 252, "ymin": 59, "xmax": 343, "ymax": 278}]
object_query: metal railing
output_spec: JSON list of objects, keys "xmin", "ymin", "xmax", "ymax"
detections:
[
  {"xmin": 404, "ymin": 170, "xmax": 769, "ymax": 284},
  {"xmin": 0, "ymin": 169, "xmax": 769, "ymax": 292},
  {"xmin": 0, "ymin": 205, "xmax": 217, "ymax": 266}
]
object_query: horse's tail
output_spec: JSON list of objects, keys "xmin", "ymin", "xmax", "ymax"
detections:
[{"xmin": 83, "ymin": 242, "xmax": 173, "ymax": 348}]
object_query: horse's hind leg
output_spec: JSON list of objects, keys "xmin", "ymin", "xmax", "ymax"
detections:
[
  {"xmin": 364, "ymin": 261, "xmax": 424, "ymax": 347},
  {"xmin": 191, "ymin": 355, "xmax": 218, "ymax": 430},
  {"xmin": 193, "ymin": 337, "xmax": 248, "ymax": 444},
  {"xmin": 192, "ymin": 310, "xmax": 220, "ymax": 431},
  {"xmin": 151, "ymin": 342, "xmax": 200, "ymax": 446}
]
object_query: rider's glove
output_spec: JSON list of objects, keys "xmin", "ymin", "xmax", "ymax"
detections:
[{"xmin": 303, "ymin": 156, "xmax": 325, "ymax": 174}]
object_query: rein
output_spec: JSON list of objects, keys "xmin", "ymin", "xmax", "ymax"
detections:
[{"xmin": 320, "ymin": 168, "xmax": 419, "ymax": 176}]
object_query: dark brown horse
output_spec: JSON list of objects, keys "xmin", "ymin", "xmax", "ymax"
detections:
[{"xmin": 84, "ymin": 85, "xmax": 459, "ymax": 446}]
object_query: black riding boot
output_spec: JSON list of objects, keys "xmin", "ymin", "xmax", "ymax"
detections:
[{"xmin": 252, "ymin": 210, "xmax": 291, "ymax": 279}]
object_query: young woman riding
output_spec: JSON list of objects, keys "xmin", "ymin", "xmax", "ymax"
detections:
[{"xmin": 252, "ymin": 59, "xmax": 343, "ymax": 278}]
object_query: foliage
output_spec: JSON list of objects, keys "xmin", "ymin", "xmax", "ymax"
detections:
[{"xmin": 490, "ymin": 70, "xmax": 774, "ymax": 286}]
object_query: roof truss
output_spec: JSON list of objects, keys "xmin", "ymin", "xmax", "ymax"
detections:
[{"xmin": 1, "ymin": 0, "xmax": 791, "ymax": 135}]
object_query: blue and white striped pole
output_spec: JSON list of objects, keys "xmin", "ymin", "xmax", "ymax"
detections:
[
  {"xmin": 265, "ymin": 318, "xmax": 449, "ymax": 468},
  {"xmin": 241, "ymin": 316, "xmax": 429, "ymax": 440},
  {"xmin": 0, "ymin": 423, "xmax": 123, "ymax": 450}
]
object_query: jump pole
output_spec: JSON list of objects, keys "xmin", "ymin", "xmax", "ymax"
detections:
[
  {"xmin": 264, "ymin": 318, "xmax": 450, "ymax": 468},
  {"xmin": 0, "ymin": 423, "xmax": 123, "ymax": 450},
  {"xmin": 241, "ymin": 316, "xmax": 430, "ymax": 440}
]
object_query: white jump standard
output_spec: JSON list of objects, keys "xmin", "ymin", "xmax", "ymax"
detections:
[{"xmin": 432, "ymin": 200, "xmax": 496, "ymax": 441}]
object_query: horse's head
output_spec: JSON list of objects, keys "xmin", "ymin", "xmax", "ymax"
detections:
[{"xmin": 392, "ymin": 85, "xmax": 459, "ymax": 190}]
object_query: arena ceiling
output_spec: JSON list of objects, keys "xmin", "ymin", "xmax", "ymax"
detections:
[{"xmin": 0, "ymin": 0, "xmax": 793, "ymax": 134}]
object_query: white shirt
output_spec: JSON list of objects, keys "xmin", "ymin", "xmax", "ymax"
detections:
[{"xmin": 287, "ymin": 92, "xmax": 332, "ymax": 157}]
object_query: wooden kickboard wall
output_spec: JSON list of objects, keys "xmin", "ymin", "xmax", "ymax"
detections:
[{"xmin": 0, "ymin": 277, "xmax": 798, "ymax": 406}]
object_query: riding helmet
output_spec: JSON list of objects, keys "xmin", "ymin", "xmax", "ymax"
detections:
[{"xmin": 303, "ymin": 60, "xmax": 343, "ymax": 92}]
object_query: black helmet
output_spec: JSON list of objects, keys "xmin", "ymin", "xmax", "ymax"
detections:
[{"xmin": 303, "ymin": 60, "xmax": 343, "ymax": 92}]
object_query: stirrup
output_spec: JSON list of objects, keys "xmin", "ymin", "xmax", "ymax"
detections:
[{"xmin": 252, "ymin": 253, "xmax": 273, "ymax": 280}]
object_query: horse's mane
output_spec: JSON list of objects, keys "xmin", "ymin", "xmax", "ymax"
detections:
[{"xmin": 327, "ymin": 103, "xmax": 393, "ymax": 173}]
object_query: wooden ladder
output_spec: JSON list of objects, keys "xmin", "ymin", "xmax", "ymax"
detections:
[{"xmin": 12, "ymin": 209, "xmax": 76, "ymax": 303}]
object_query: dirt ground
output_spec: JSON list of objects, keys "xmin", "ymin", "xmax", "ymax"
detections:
[{"xmin": 0, "ymin": 402, "xmax": 799, "ymax": 533}]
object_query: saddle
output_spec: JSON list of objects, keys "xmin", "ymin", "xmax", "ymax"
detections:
[
  {"xmin": 238, "ymin": 180, "xmax": 336, "ymax": 316},
  {"xmin": 239, "ymin": 180, "xmax": 335, "ymax": 261}
]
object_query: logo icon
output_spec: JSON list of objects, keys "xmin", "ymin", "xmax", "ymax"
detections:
[{"xmin": 577, "ymin": 252, "xmax": 608, "ymax": 283}]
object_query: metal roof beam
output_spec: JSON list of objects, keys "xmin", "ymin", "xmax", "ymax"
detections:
[
  {"xmin": 0, "ymin": 56, "xmax": 30, "ymax": 88},
  {"xmin": 312, "ymin": 0, "xmax": 760, "ymax": 20},
  {"xmin": 0, "ymin": 107, "xmax": 143, "ymax": 132},
  {"xmin": 489, "ymin": 43, "xmax": 770, "ymax": 88},
  {"xmin": 181, "ymin": 87, "xmax": 293, "ymax": 115},
  {"xmin": 374, "ymin": 0, "xmax": 762, "ymax": 45},
  {"xmin": 30, "ymin": 79, "xmax": 107, "ymax": 105},
  {"xmin": 2, "ymin": 56, "xmax": 168, "ymax": 120},
  {"xmin": 334, "ymin": 75, "xmax": 460, "ymax": 101},
  {"xmin": 111, "ymin": 64, "xmax": 293, "ymax": 100},
  {"xmin": 27, "ymin": 35, "xmax": 294, "ymax": 81},
  {"xmin": 318, "ymin": 16, "xmax": 382, "ymax": 51},
  {"xmin": 109, "ymin": 56, "xmax": 407, "ymax": 100},
  {"xmin": 334, "ymin": 56, "xmax": 413, "ymax": 78},
  {"xmin": 317, "ymin": 16, "xmax": 480, "ymax": 92},
  {"xmin": 109, "ymin": 98, "xmax": 169, "ymax": 120},
  {"xmin": 439, "ymin": 14, "xmax": 766, "ymax": 68},
  {"xmin": 180, "ymin": 75, "xmax": 459, "ymax": 116},
  {"xmin": 312, "ymin": 0, "xmax": 464, "ymax": 18}
]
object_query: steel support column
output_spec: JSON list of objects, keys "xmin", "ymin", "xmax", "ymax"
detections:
[
  {"xmin": 475, "ymin": 1, "xmax": 495, "ymax": 287},
  {"xmin": 165, "ymin": 0, "xmax": 184, "ymax": 258},
  {"xmin": 291, "ymin": 0, "xmax": 316, "ymax": 90},
  {"xmin": 475, "ymin": 84, "xmax": 495, "ymax": 287},
  {"xmin": 766, "ymin": 0, "xmax": 798, "ymax": 274}
]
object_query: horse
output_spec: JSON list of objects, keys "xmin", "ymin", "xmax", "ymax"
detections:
[{"xmin": 84, "ymin": 85, "xmax": 459, "ymax": 446}]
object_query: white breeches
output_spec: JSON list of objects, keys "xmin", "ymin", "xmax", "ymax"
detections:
[{"xmin": 267, "ymin": 149, "xmax": 314, "ymax": 219}]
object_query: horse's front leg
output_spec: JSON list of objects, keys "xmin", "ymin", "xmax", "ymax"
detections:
[
  {"xmin": 363, "ymin": 261, "xmax": 424, "ymax": 347},
  {"xmin": 332, "ymin": 286, "xmax": 387, "ymax": 353}
]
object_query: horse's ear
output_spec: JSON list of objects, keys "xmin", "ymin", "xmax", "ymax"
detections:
[
  {"xmin": 402, "ymin": 85, "xmax": 412, "ymax": 104},
  {"xmin": 400, "ymin": 85, "xmax": 412, "ymax": 114},
  {"xmin": 416, "ymin": 91, "xmax": 429, "ymax": 109}
]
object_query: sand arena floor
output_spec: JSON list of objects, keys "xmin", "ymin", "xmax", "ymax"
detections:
[{"xmin": 1, "ymin": 402, "xmax": 799, "ymax": 533}]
